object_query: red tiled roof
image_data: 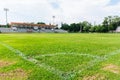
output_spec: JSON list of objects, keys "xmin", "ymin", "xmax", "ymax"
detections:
[{"xmin": 11, "ymin": 22, "xmax": 55, "ymax": 28}]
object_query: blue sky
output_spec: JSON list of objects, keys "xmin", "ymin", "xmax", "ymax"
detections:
[
  {"xmin": 50, "ymin": 2, "xmax": 60, "ymax": 9},
  {"xmin": 0, "ymin": 0, "xmax": 120, "ymax": 26},
  {"xmin": 109, "ymin": 0, "xmax": 120, "ymax": 5}
]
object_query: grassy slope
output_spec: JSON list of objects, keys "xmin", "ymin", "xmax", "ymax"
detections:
[{"xmin": 0, "ymin": 33, "xmax": 120, "ymax": 80}]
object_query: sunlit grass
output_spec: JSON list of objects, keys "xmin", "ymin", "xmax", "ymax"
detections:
[{"xmin": 0, "ymin": 33, "xmax": 120, "ymax": 80}]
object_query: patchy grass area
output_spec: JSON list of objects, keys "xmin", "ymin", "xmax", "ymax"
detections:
[
  {"xmin": 82, "ymin": 73, "xmax": 106, "ymax": 80},
  {"xmin": 0, "ymin": 68, "xmax": 28, "ymax": 80},
  {"xmin": 103, "ymin": 64, "xmax": 120, "ymax": 74},
  {"xmin": 0, "ymin": 33, "xmax": 120, "ymax": 80}
]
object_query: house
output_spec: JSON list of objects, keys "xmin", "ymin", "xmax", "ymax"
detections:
[{"xmin": 116, "ymin": 26, "xmax": 120, "ymax": 32}]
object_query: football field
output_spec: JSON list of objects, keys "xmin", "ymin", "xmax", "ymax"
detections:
[{"xmin": 0, "ymin": 33, "xmax": 120, "ymax": 80}]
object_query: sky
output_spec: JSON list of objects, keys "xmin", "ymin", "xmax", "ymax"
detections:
[{"xmin": 0, "ymin": 0, "xmax": 120, "ymax": 26}]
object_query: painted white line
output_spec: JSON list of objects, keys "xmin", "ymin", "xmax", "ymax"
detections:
[
  {"xmin": 1, "ymin": 41, "xmax": 120, "ymax": 80},
  {"xmin": 0, "ymin": 42, "xmax": 64, "ymax": 79},
  {"xmin": 34, "ymin": 52, "xmax": 100, "ymax": 59},
  {"xmin": 105, "ymin": 49, "xmax": 120, "ymax": 57},
  {"xmin": 33, "ymin": 52, "xmax": 101, "ymax": 80},
  {"xmin": 66, "ymin": 49, "xmax": 120, "ymax": 79},
  {"xmin": 27, "ymin": 58, "xmax": 64, "ymax": 78},
  {"xmin": 0, "ymin": 41, "xmax": 101, "ymax": 80},
  {"xmin": 33, "ymin": 52, "xmax": 102, "ymax": 80}
]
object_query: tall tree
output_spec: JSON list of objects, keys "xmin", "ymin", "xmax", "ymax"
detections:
[
  {"xmin": 69, "ymin": 23, "xmax": 80, "ymax": 32},
  {"xmin": 61, "ymin": 23, "xmax": 69, "ymax": 31},
  {"xmin": 102, "ymin": 16, "xmax": 120, "ymax": 32},
  {"xmin": 81, "ymin": 21, "xmax": 91, "ymax": 32}
]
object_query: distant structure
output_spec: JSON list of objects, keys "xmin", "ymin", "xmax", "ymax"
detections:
[
  {"xmin": 0, "ymin": 22, "xmax": 68, "ymax": 33},
  {"xmin": 10, "ymin": 22, "xmax": 56, "ymax": 32},
  {"xmin": 11, "ymin": 22, "xmax": 56, "ymax": 29},
  {"xmin": 116, "ymin": 26, "xmax": 120, "ymax": 32}
]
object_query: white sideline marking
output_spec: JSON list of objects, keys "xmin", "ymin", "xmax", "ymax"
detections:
[
  {"xmin": 0, "ymin": 42, "xmax": 64, "ymax": 79},
  {"xmin": 65, "ymin": 49, "xmax": 120, "ymax": 79},
  {"xmin": 1, "ymin": 41, "xmax": 120, "ymax": 80},
  {"xmin": 0, "ymin": 41, "xmax": 100, "ymax": 80},
  {"xmin": 105, "ymin": 49, "xmax": 120, "ymax": 57},
  {"xmin": 34, "ymin": 53, "xmax": 100, "ymax": 59},
  {"xmin": 34, "ymin": 52, "xmax": 101, "ymax": 80}
]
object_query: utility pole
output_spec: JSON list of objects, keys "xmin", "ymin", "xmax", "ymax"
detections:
[{"xmin": 4, "ymin": 8, "xmax": 9, "ymax": 27}]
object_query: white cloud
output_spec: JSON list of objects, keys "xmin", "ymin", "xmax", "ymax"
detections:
[
  {"xmin": 57, "ymin": 0, "xmax": 110, "ymax": 24},
  {"xmin": 0, "ymin": 0, "xmax": 120, "ymax": 26}
]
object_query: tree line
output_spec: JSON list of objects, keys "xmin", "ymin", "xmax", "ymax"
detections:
[{"xmin": 61, "ymin": 16, "xmax": 120, "ymax": 33}]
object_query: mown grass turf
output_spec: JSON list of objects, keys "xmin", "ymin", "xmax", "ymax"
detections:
[{"xmin": 0, "ymin": 33, "xmax": 120, "ymax": 80}]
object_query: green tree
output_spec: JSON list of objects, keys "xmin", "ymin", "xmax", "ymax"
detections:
[
  {"xmin": 69, "ymin": 23, "xmax": 80, "ymax": 32},
  {"xmin": 90, "ymin": 26, "xmax": 96, "ymax": 32},
  {"xmin": 61, "ymin": 23, "xmax": 69, "ymax": 31},
  {"xmin": 37, "ymin": 22, "xmax": 45, "ymax": 24},
  {"xmin": 81, "ymin": 21, "xmax": 91, "ymax": 32},
  {"xmin": 102, "ymin": 16, "xmax": 120, "ymax": 32}
]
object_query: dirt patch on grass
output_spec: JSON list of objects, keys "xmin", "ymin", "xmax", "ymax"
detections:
[
  {"xmin": 0, "ymin": 60, "xmax": 15, "ymax": 68},
  {"xmin": 0, "ymin": 69, "xmax": 28, "ymax": 80},
  {"xmin": 103, "ymin": 64, "xmax": 120, "ymax": 74},
  {"xmin": 82, "ymin": 74, "xmax": 105, "ymax": 80}
]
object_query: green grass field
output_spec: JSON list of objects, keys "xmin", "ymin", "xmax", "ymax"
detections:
[{"xmin": 0, "ymin": 33, "xmax": 120, "ymax": 80}]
